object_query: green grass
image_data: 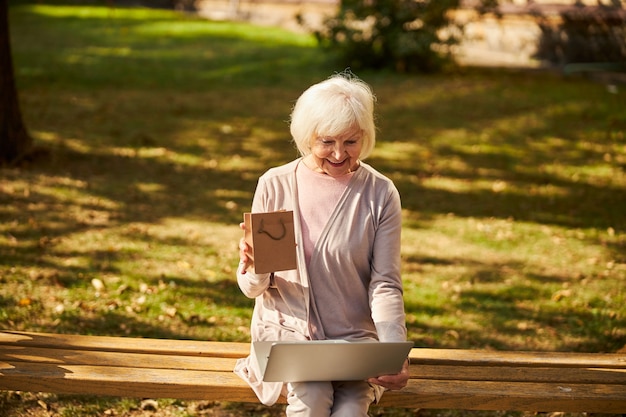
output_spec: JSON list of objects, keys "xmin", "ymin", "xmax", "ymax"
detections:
[{"xmin": 2, "ymin": 2, "xmax": 626, "ymax": 416}]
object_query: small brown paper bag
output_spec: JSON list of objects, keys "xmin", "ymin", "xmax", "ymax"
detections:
[{"xmin": 243, "ymin": 210, "xmax": 297, "ymax": 274}]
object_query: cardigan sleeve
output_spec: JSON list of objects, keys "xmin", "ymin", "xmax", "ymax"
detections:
[
  {"xmin": 237, "ymin": 267, "xmax": 271, "ymax": 299},
  {"xmin": 236, "ymin": 175, "xmax": 273, "ymax": 298},
  {"xmin": 369, "ymin": 183, "xmax": 407, "ymax": 342}
]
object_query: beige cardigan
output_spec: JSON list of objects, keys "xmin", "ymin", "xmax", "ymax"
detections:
[{"xmin": 234, "ymin": 158, "xmax": 407, "ymax": 405}]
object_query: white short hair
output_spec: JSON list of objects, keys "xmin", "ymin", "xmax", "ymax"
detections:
[{"xmin": 290, "ymin": 73, "xmax": 376, "ymax": 159}]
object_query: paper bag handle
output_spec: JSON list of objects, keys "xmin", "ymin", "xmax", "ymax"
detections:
[{"xmin": 257, "ymin": 218, "xmax": 286, "ymax": 240}]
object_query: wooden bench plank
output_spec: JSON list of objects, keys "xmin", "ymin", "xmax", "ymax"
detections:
[
  {"xmin": 411, "ymin": 348, "xmax": 626, "ymax": 368},
  {"xmin": 3, "ymin": 331, "xmax": 624, "ymax": 369},
  {"xmin": 0, "ymin": 331, "xmax": 248, "ymax": 358},
  {"xmin": 381, "ymin": 379, "xmax": 626, "ymax": 411},
  {"xmin": 0, "ymin": 345, "xmax": 237, "ymax": 372},
  {"xmin": 2, "ymin": 345, "xmax": 625, "ymax": 386},
  {"xmin": 2, "ymin": 361, "xmax": 625, "ymax": 412},
  {"xmin": 413, "ymin": 364, "xmax": 626, "ymax": 384},
  {"xmin": 0, "ymin": 361, "xmax": 259, "ymax": 402}
]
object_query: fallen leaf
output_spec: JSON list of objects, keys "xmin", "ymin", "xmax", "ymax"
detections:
[
  {"xmin": 140, "ymin": 399, "xmax": 158, "ymax": 411},
  {"xmin": 552, "ymin": 289, "xmax": 572, "ymax": 301},
  {"xmin": 91, "ymin": 278, "xmax": 105, "ymax": 292}
]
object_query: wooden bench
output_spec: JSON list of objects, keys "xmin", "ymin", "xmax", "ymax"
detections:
[{"xmin": 1, "ymin": 330, "xmax": 625, "ymax": 413}]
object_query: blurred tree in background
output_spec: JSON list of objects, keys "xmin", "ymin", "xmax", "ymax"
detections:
[
  {"xmin": 535, "ymin": 2, "xmax": 626, "ymax": 66},
  {"xmin": 311, "ymin": 0, "xmax": 498, "ymax": 73}
]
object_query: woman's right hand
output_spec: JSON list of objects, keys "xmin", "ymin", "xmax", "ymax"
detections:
[{"xmin": 238, "ymin": 222, "xmax": 253, "ymax": 273}]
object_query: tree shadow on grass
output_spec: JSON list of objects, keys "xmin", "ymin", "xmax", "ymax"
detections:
[
  {"xmin": 0, "ymin": 131, "xmax": 268, "ymax": 338},
  {"xmin": 37, "ymin": 275, "xmax": 253, "ymax": 340},
  {"xmin": 371, "ymin": 72, "xmax": 626, "ymax": 233},
  {"xmin": 455, "ymin": 286, "xmax": 626, "ymax": 353},
  {"xmin": 403, "ymin": 253, "xmax": 626, "ymax": 352}
]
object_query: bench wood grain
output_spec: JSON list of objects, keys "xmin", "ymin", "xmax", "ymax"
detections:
[{"xmin": 1, "ymin": 331, "xmax": 625, "ymax": 412}]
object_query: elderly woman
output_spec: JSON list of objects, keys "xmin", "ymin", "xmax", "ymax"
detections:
[{"xmin": 234, "ymin": 72, "xmax": 408, "ymax": 417}]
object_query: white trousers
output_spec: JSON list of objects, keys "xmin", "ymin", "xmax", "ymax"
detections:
[{"xmin": 285, "ymin": 380, "xmax": 375, "ymax": 417}]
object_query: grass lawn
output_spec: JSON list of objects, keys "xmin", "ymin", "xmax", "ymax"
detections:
[{"xmin": 1, "ymin": 2, "xmax": 625, "ymax": 416}]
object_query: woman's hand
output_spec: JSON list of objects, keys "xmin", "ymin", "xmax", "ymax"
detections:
[
  {"xmin": 367, "ymin": 358, "xmax": 410, "ymax": 390},
  {"xmin": 238, "ymin": 222, "xmax": 253, "ymax": 273}
]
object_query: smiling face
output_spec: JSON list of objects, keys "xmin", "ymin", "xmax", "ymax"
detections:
[
  {"xmin": 305, "ymin": 125, "xmax": 363, "ymax": 177},
  {"xmin": 291, "ymin": 75, "xmax": 377, "ymax": 168}
]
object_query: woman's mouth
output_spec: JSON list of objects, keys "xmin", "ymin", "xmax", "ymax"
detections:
[{"xmin": 326, "ymin": 159, "xmax": 347, "ymax": 167}]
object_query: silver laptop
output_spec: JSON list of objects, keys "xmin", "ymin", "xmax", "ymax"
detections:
[{"xmin": 253, "ymin": 340, "xmax": 413, "ymax": 382}]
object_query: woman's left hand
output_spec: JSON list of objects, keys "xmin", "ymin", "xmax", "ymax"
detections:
[{"xmin": 367, "ymin": 358, "xmax": 410, "ymax": 390}]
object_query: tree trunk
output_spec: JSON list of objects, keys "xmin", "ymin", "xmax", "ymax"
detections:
[{"xmin": 0, "ymin": 0, "xmax": 33, "ymax": 165}]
